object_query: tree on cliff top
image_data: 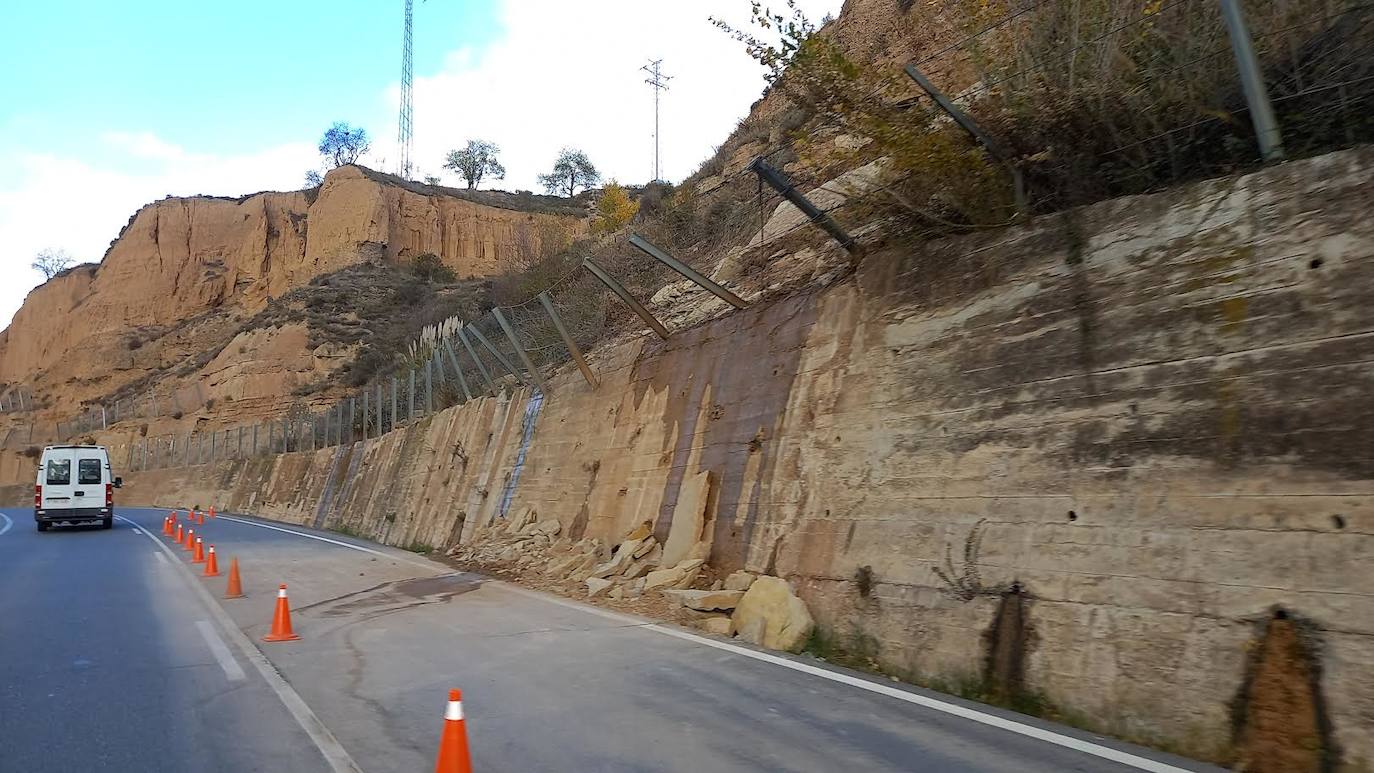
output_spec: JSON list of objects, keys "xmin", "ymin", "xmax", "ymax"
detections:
[
  {"xmin": 538, "ymin": 148, "xmax": 600, "ymax": 197},
  {"xmin": 31, "ymin": 248, "xmax": 74, "ymax": 279},
  {"xmin": 318, "ymin": 122, "xmax": 371, "ymax": 168},
  {"xmin": 443, "ymin": 140, "xmax": 506, "ymax": 189}
]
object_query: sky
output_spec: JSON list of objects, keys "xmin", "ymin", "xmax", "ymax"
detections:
[{"xmin": 0, "ymin": 0, "xmax": 841, "ymax": 331}]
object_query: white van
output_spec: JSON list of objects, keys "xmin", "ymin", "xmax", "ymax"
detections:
[{"xmin": 34, "ymin": 445, "xmax": 122, "ymax": 531}]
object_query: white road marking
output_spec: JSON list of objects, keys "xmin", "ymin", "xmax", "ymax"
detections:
[
  {"xmin": 498, "ymin": 583, "xmax": 1195, "ymax": 773},
  {"xmin": 0, "ymin": 513, "xmax": 12, "ymax": 536},
  {"xmin": 176, "ymin": 511, "xmax": 1195, "ymax": 772},
  {"xmin": 195, "ymin": 620, "xmax": 247, "ymax": 682},
  {"xmin": 132, "ymin": 528, "xmax": 144, "ymax": 536},
  {"xmin": 214, "ymin": 514, "xmax": 439, "ymax": 570},
  {"xmin": 116, "ymin": 514, "xmax": 363, "ymax": 773},
  {"xmin": 153, "ymin": 552, "xmax": 170, "ymax": 565}
]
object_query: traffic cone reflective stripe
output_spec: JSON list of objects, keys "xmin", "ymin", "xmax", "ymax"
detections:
[
  {"xmin": 183, "ymin": 528, "xmax": 196, "ymax": 551},
  {"xmin": 203, "ymin": 545, "xmax": 220, "ymax": 577},
  {"xmin": 174, "ymin": 524, "xmax": 184, "ymax": 543},
  {"xmin": 208, "ymin": 506, "xmax": 216, "ymax": 519},
  {"xmin": 224, "ymin": 559, "xmax": 245, "ymax": 599},
  {"xmin": 434, "ymin": 688, "xmax": 472, "ymax": 773},
  {"xmin": 192, "ymin": 537, "xmax": 206, "ymax": 564},
  {"xmin": 262, "ymin": 584, "xmax": 300, "ymax": 642}
]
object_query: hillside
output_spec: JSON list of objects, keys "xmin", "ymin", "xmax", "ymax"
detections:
[{"xmin": 0, "ymin": 165, "xmax": 586, "ymax": 425}]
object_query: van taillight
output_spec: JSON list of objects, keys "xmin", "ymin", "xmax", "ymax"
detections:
[
  {"xmin": 35, "ymin": 484, "xmax": 41, "ymax": 507},
  {"xmin": 106, "ymin": 483, "xmax": 113, "ymax": 507}
]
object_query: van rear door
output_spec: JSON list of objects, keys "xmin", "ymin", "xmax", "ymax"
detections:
[{"xmin": 41, "ymin": 448, "xmax": 78, "ymax": 509}]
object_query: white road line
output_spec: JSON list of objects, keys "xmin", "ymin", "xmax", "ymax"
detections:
[
  {"xmin": 153, "ymin": 551, "xmax": 170, "ymax": 565},
  {"xmin": 498, "ymin": 585, "xmax": 1194, "ymax": 773},
  {"xmin": 214, "ymin": 514, "xmax": 440, "ymax": 571},
  {"xmin": 0, "ymin": 513, "xmax": 12, "ymax": 536},
  {"xmin": 132, "ymin": 528, "xmax": 145, "ymax": 536},
  {"xmin": 116, "ymin": 514, "xmax": 363, "ymax": 773},
  {"xmin": 196, "ymin": 512, "xmax": 1195, "ymax": 772},
  {"xmin": 195, "ymin": 620, "xmax": 247, "ymax": 682}
]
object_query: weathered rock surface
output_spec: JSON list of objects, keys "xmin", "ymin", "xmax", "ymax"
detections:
[
  {"xmin": 724, "ymin": 571, "xmax": 757, "ymax": 592},
  {"xmin": 699, "ymin": 616, "xmax": 735, "ymax": 637},
  {"xmin": 730, "ymin": 576, "xmax": 814, "ymax": 654},
  {"xmin": 643, "ymin": 559, "xmax": 704, "ymax": 592},
  {"xmin": 660, "ymin": 470, "xmax": 715, "ymax": 568}
]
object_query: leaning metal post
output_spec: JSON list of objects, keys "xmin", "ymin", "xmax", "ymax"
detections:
[
  {"xmin": 747, "ymin": 158, "xmax": 859, "ymax": 254},
  {"xmin": 1218, "ymin": 0, "xmax": 1285, "ymax": 162},
  {"xmin": 466, "ymin": 321, "xmax": 527, "ymax": 385},
  {"xmin": 492, "ymin": 307, "xmax": 548, "ymax": 393},
  {"xmin": 443, "ymin": 339, "xmax": 474, "ymax": 401},
  {"xmin": 582, "ymin": 258, "xmax": 671, "ymax": 339},
  {"xmin": 457, "ymin": 328, "xmax": 499, "ymax": 395},
  {"xmin": 628, "ymin": 234, "xmax": 748, "ymax": 310},
  {"xmin": 538, "ymin": 292, "xmax": 598, "ymax": 389},
  {"xmin": 903, "ymin": 63, "xmax": 1027, "ymax": 213}
]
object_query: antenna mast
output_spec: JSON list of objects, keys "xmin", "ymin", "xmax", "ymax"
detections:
[
  {"xmin": 641, "ymin": 59, "xmax": 672, "ymax": 182},
  {"xmin": 398, "ymin": 0, "xmax": 415, "ymax": 179}
]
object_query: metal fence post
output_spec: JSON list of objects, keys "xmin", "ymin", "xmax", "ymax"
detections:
[
  {"xmin": 1219, "ymin": 0, "xmax": 1285, "ymax": 161},
  {"xmin": 268, "ymin": 423, "xmax": 275, "ymax": 455},
  {"xmin": 210, "ymin": 431, "xmax": 216, "ymax": 463},
  {"xmin": 492, "ymin": 307, "xmax": 547, "ymax": 393},
  {"xmin": 582, "ymin": 258, "xmax": 671, "ymax": 339},
  {"xmin": 457, "ymin": 329, "xmax": 498, "ymax": 395},
  {"xmin": 425, "ymin": 359, "xmax": 433, "ymax": 414},
  {"xmin": 363, "ymin": 389, "xmax": 370, "ymax": 441},
  {"xmin": 408, "ymin": 370, "xmax": 416, "ymax": 419},
  {"xmin": 348, "ymin": 397, "xmax": 356, "ymax": 444},
  {"xmin": 467, "ymin": 320, "xmax": 527, "ymax": 385},
  {"xmin": 391, "ymin": 377, "xmax": 399, "ymax": 431},
  {"xmin": 443, "ymin": 339, "xmax": 473, "ymax": 401},
  {"xmin": 538, "ymin": 291, "xmax": 598, "ymax": 389}
]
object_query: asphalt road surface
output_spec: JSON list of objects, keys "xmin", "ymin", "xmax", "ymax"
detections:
[{"xmin": 0, "ymin": 506, "xmax": 1226, "ymax": 773}]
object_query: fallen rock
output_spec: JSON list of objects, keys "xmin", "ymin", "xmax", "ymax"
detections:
[
  {"xmin": 730, "ymin": 576, "xmax": 814, "ymax": 654},
  {"xmin": 664, "ymin": 589, "xmax": 745, "ymax": 612},
  {"xmin": 586, "ymin": 577, "xmax": 613, "ymax": 597},
  {"xmin": 661, "ymin": 470, "xmax": 714, "ymax": 567},
  {"xmin": 504, "ymin": 507, "xmax": 536, "ymax": 534},
  {"xmin": 624, "ymin": 520, "xmax": 654, "ymax": 541},
  {"xmin": 626, "ymin": 578, "xmax": 646, "ymax": 598},
  {"xmin": 622, "ymin": 544, "xmax": 663, "ymax": 580},
  {"xmin": 608, "ymin": 585, "xmax": 625, "ymax": 600},
  {"xmin": 644, "ymin": 559, "xmax": 705, "ymax": 592},
  {"xmin": 632, "ymin": 536, "xmax": 658, "ymax": 559},
  {"xmin": 588, "ymin": 538, "xmax": 643, "ymax": 578},
  {"xmin": 534, "ymin": 519, "xmax": 562, "ymax": 536},
  {"xmin": 710, "ymin": 580, "xmax": 724, "ymax": 591},
  {"xmin": 699, "ymin": 615, "xmax": 735, "ymax": 637},
  {"xmin": 724, "ymin": 571, "xmax": 756, "ymax": 592}
]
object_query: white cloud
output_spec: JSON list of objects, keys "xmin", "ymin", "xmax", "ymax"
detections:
[{"xmin": 0, "ymin": 0, "xmax": 841, "ymax": 330}]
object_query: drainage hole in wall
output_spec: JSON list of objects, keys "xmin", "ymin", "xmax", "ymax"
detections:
[
  {"xmin": 1331, "ymin": 514, "xmax": 1346, "ymax": 530},
  {"xmin": 1274, "ymin": 607, "xmax": 1289, "ymax": 620},
  {"xmin": 1309, "ymin": 257, "xmax": 1324, "ymax": 269},
  {"xmin": 1067, "ymin": 510, "xmax": 1078, "ymax": 521}
]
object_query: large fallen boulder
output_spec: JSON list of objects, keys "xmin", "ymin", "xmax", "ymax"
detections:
[{"xmin": 730, "ymin": 576, "xmax": 814, "ymax": 653}]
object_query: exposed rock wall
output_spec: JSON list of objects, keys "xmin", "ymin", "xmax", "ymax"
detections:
[
  {"xmin": 0, "ymin": 166, "xmax": 584, "ymax": 412},
  {"xmin": 84, "ymin": 147, "xmax": 1374, "ymax": 767}
]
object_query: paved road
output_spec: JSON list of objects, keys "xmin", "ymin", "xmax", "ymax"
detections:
[{"xmin": 0, "ymin": 506, "xmax": 1225, "ymax": 772}]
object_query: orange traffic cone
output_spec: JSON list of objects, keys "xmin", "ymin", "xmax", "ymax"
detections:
[
  {"xmin": 174, "ymin": 523, "xmax": 184, "ymax": 543},
  {"xmin": 434, "ymin": 689, "xmax": 473, "ymax": 773},
  {"xmin": 162, "ymin": 516, "xmax": 171, "ymax": 535},
  {"xmin": 224, "ymin": 559, "xmax": 245, "ymax": 599},
  {"xmin": 183, "ymin": 528, "xmax": 196, "ymax": 552},
  {"xmin": 262, "ymin": 584, "xmax": 300, "ymax": 642},
  {"xmin": 208, "ymin": 506, "xmax": 216, "ymax": 519},
  {"xmin": 192, "ymin": 537, "xmax": 206, "ymax": 564},
  {"xmin": 203, "ymin": 545, "xmax": 221, "ymax": 577}
]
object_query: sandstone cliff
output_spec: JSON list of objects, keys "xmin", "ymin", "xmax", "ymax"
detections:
[{"xmin": 0, "ymin": 166, "xmax": 585, "ymax": 416}]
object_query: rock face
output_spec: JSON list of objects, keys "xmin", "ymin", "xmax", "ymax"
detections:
[
  {"xmin": 730, "ymin": 576, "xmax": 814, "ymax": 654},
  {"xmin": 0, "ymin": 165, "xmax": 585, "ymax": 414}
]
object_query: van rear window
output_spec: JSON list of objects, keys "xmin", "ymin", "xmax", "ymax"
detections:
[
  {"xmin": 46, "ymin": 459, "xmax": 71, "ymax": 485},
  {"xmin": 78, "ymin": 459, "xmax": 102, "ymax": 485}
]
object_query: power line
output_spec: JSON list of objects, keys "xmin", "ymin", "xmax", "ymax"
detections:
[{"xmin": 641, "ymin": 59, "xmax": 673, "ymax": 182}]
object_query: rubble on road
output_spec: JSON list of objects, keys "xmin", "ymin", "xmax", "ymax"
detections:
[{"xmin": 444, "ymin": 508, "xmax": 813, "ymax": 656}]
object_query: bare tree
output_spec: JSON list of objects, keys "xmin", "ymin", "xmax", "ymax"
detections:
[
  {"xmin": 31, "ymin": 248, "xmax": 74, "ymax": 279},
  {"xmin": 318, "ymin": 122, "xmax": 371, "ymax": 168}
]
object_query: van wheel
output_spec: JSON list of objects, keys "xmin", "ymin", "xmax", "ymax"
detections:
[
  {"xmin": 36, "ymin": 522, "xmax": 49, "ymax": 532},
  {"xmin": 100, "ymin": 517, "xmax": 113, "ymax": 530}
]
